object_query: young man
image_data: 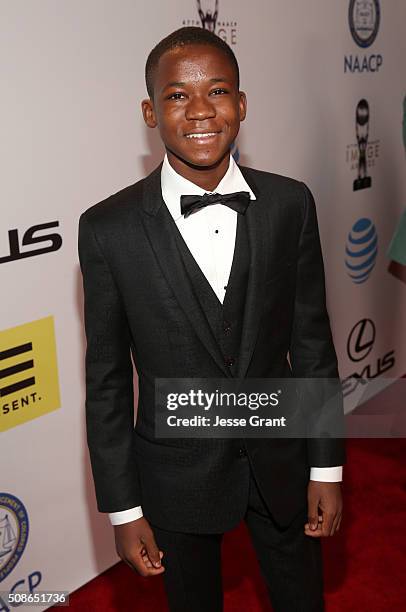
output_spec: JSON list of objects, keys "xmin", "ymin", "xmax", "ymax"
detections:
[{"xmin": 78, "ymin": 27, "xmax": 345, "ymax": 612}]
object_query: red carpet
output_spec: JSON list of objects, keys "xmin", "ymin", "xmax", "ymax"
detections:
[{"xmin": 58, "ymin": 439, "xmax": 406, "ymax": 611}]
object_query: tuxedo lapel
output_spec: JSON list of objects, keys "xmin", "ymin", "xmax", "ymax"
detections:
[
  {"xmin": 138, "ymin": 163, "xmax": 270, "ymax": 380},
  {"xmin": 139, "ymin": 165, "xmax": 232, "ymax": 377},
  {"xmin": 236, "ymin": 166, "xmax": 269, "ymax": 379}
]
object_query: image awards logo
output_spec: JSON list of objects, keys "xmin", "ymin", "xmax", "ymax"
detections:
[
  {"xmin": 0, "ymin": 493, "xmax": 29, "ymax": 583},
  {"xmin": 354, "ymin": 99, "xmax": 371, "ymax": 190},
  {"xmin": 0, "ymin": 317, "xmax": 61, "ymax": 432},
  {"xmin": 345, "ymin": 218, "xmax": 378, "ymax": 284},
  {"xmin": 182, "ymin": 1, "xmax": 237, "ymax": 45},
  {"xmin": 349, "ymin": 0, "xmax": 380, "ymax": 48},
  {"xmin": 197, "ymin": 0, "xmax": 218, "ymax": 32},
  {"xmin": 346, "ymin": 99, "xmax": 379, "ymax": 189}
]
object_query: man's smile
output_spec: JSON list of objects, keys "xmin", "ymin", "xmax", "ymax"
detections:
[{"xmin": 184, "ymin": 131, "xmax": 221, "ymax": 141}]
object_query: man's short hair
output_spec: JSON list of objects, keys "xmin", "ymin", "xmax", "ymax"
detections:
[{"xmin": 145, "ymin": 26, "xmax": 240, "ymax": 99}]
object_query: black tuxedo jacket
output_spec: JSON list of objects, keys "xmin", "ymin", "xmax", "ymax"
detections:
[{"xmin": 78, "ymin": 163, "xmax": 346, "ymax": 532}]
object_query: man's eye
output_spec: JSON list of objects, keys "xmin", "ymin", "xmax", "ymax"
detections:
[
  {"xmin": 168, "ymin": 92, "xmax": 184, "ymax": 100},
  {"xmin": 211, "ymin": 88, "xmax": 228, "ymax": 95}
]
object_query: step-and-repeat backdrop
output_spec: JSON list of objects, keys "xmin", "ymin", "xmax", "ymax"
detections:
[{"xmin": 1, "ymin": 1, "xmax": 405, "ymax": 608}]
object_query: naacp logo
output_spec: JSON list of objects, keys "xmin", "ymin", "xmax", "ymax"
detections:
[
  {"xmin": 182, "ymin": 1, "xmax": 237, "ymax": 46},
  {"xmin": 0, "ymin": 493, "xmax": 29, "ymax": 582},
  {"xmin": 345, "ymin": 1, "xmax": 382, "ymax": 73},
  {"xmin": 345, "ymin": 218, "xmax": 378, "ymax": 284},
  {"xmin": 346, "ymin": 99, "xmax": 379, "ymax": 188},
  {"xmin": 349, "ymin": 0, "xmax": 380, "ymax": 48}
]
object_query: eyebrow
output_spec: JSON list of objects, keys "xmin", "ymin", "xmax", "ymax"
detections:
[
  {"xmin": 209, "ymin": 77, "xmax": 230, "ymax": 84},
  {"xmin": 162, "ymin": 77, "xmax": 231, "ymax": 91},
  {"xmin": 164, "ymin": 81, "xmax": 186, "ymax": 89}
]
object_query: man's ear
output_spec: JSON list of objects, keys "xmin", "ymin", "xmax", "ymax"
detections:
[
  {"xmin": 238, "ymin": 91, "xmax": 247, "ymax": 122},
  {"xmin": 141, "ymin": 98, "xmax": 158, "ymax": 128}
]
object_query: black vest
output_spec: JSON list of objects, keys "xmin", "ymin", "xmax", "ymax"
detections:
[{"xmin": 173, "ymin": 212, "xmax": 250, "ymax": 376}]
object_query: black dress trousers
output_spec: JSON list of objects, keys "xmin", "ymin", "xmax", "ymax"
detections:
[{"xmin": 151, "ymin": 454, "xmax": 324, "ymax": 612}]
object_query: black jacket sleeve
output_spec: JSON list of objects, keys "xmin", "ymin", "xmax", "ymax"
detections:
[
  {"xmin": 78, "ymin": 212, "xmax": 141, "ymax": 512},
  {"xmin": 289, "ymin": 183, "xmax": 346, "ymax": 467}
]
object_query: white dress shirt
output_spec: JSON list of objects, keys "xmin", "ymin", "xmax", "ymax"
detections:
[{"xmin": 108, "ymin": 154, "xmax": 342, "ymax": 525}]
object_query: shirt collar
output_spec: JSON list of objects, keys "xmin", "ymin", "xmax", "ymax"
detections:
[{"xmin": 161, "ymin": 152, "xmax": 256, "ymax": 222}]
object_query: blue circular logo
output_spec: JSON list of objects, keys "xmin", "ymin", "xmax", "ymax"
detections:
[
  {"xmin": 349, "ymin": 0, "xmax": 380, "ymax": 48},
  {"xmin": 345, "ymin": 218, "xmax": 378, "ymax": 284},
  {"xmin": 0, "ymin": 493, "xmax": 29, "ymax": 583}
]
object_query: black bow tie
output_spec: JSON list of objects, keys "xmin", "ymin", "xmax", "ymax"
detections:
[{"xmin": 180, "ymin": 191, "xmax": 251, "ymax": 219}]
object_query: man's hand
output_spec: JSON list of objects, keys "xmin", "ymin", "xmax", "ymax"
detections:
[
  {"xmin": 114, "ymin": 517, "xmax": 165, "ymax": 577},
  {"xmin": 305, "ymin": 481, "xmax": 343, "ymax": 537}
]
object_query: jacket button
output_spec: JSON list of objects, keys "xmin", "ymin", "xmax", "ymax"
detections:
[
  {"xmin": 238, "ymin": 447, "xmax": 247, "ymax": 457},
  {"xmin": 225, "ymin": 356, "xmax": 235, "ymax": 367},
  {"xmin": 223, "ymin": 320, "xmax": 232, "ymax": 333}
]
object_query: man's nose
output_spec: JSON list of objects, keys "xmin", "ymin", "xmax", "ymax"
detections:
[{"xmin": 185, "ymin": 95, "xmax": 216, "ymax": 120}]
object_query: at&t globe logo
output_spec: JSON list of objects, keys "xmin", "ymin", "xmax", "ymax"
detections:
[{"xmin": 345, "ymin": 218, "xmax": 378, "ymax": 284}]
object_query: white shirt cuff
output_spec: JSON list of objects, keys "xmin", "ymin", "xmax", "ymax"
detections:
[
  {"xmin": 107, "ymin": 467, "xmax": 343, "ymax": 524},
  {"xmin": 310, "ymin": 466, "xmax": 343, "ymax": 482},
  {"xmin": 108, "ymin": 506, "xmax": 143, "ymax": 525}
]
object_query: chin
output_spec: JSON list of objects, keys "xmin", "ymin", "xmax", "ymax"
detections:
[{"xmin": 180, "ymin": 149, "xmax": 229, "ymax": 169}]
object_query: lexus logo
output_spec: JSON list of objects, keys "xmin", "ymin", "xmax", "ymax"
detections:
[{"xmin": 347, "ymin": 318, "xmax": 376, "ymax": 362}]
